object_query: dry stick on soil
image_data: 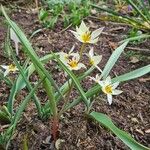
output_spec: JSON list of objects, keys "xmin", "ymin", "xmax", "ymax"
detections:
[
  {"xmin": 126, "ymin": 46, "xmax": 150, "ymax": 54},
  {"xmin": 59, "ymin": 24, "xmax": 72, "ymax": 33}
]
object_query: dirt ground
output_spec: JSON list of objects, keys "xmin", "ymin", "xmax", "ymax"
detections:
[{"xmin": 0, "ymin": 3, "xmax": 150, "ymax": 150}]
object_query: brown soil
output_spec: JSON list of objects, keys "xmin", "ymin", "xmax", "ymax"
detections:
[{"xmin": 0, "ymin": 3, "xmax": 150, "ymax": 150}]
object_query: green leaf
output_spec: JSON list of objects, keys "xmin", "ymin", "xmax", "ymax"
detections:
[
  {"xmin": 66, "ymin": 64, "xmax": 150, "ymax": 111},
  {"xmin": 112, "ymin": 64, "xmax": 150, "ymax": 83},
  {"xmin": 1, "ymin": 6, "xmax": 63, "ymax": 117},
  {"xmin": 1, "ymin": 5, "xmax": 61, "ymax": 97},
  {"xmin": 119, "ymin": 34, "xmax": 150, "ymax": 43},
  {"xmin": 90, "ymin": 111, "xmax": 150, "ymax": 150},
  {"xmin": 52, "ymin": 52, "xmax": 89, "ymax": 107},
  {"xmin": 12, "ymin": 77, "xmax": 44, "ymax": 128},
  {"xmin": 7, "ymin": 54, "xmax": 53, "ymax": 116},
  {"xmin": 39, "ymin": 9, "xmax": 48, "ymax": 21},
  {"xmin": 9, "ymin": 48, "xmax": 42, "ymax": 117},
  {"xmin": 0, "ymin": 110, "xmax": 11, "ymax": 124},
  {"xmin": 101, "ymin": 41, "xmax": 128, "ymax": 79}
]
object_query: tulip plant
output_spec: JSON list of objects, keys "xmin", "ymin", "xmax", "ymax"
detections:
[{"xmin": 0, "ymin": 5, "xmax": 150, "ymax": 150}]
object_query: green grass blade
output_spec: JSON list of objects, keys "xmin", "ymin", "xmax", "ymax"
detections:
[
  {"xmin": 126, "ymin": 0, "xmax": 149, "ymax": 22},
  {"xmin": 101, "ymin": 41, "xmax": 128, "ymax": 79},
  {"xmin": 138, "ymin": 0, "xmax": 150, "ymax": 20},
  {"xmin": 120, "ymin": 34, "xmax": 150, "ymax": 43},
  {"xmin": 90, "ymin": 111, "xmax": 150, "ymax": 150},
  {"xmin": 52, "ymin": 52, "xmax": 89, "ymax": 107},
  {"xmin": 91, "ymin": 4, "xmax": 144, "ymax": 27}
]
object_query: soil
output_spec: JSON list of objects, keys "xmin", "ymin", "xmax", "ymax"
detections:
[{"xmin": 0, "ymin": 2, "xmax": 150, "ymax": 150}]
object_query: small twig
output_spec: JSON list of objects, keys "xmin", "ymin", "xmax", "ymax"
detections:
[
  {"xmin": 101, "ymin": 31, "xmax": 124, "ymax": 37},
  {"xmin": 59, "ymin": 24, "xmax": 72, "ymax": 33},
  {"xmin": 125, "ymin": 46, "xmax": 150, "ymax": 54}
]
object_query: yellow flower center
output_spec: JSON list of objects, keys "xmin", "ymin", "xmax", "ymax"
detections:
[
  {"xmin": 104, "ymin": 85, "xmax": 112, "ymax": 94},
  {"xmin": 89, "ymin": 58, "xmax": 94, "ymax": 65},
  {"xmin": 81, "ymin": 32, "xmax": 91, "ymax": 43},
  {"xmin": 68, "ymin": 60, "xmax": 78, "ymax": 68},
  {"xmin": 8, "ymin": 64, "xmax": 16, "ymax": 71}
]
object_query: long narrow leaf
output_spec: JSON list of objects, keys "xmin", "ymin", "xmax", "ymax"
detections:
[
  {"xmin": 7, "ymin": 54, "xmax": 53, "ymax": 116},
  {"xmin": 10, "ymin": 47, "xmax": 42, "ymax": 117},
  {"xmin": 90, "ymin": 111, "xmax": 150, "ymax": 150},
  {"xmin": 12, "ymin": 77, "xmax": 45, "ymax": 128},
  {"xmin": 101, "ymin": 41, "xmax": 128, "ymax": 79},
  {"xmin": 112, "ymin": 64, "xmax": 150, "ymax": 83},
  {"xmin": 1, "ymin": 6, "xmax": 64, "ymax": 103}
]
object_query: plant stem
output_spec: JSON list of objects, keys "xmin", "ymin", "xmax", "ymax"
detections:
[
  {"xmin": 58, "ymin": 80, "xmax": 73, "ymax": 118},
  {"xmin": 79, "ymin": 43, "xmax": 86, "ymax": 59}
]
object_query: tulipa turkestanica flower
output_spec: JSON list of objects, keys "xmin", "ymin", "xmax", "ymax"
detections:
[
  {"xmin": 70, "ymin": 21, "xmax": 104, "ymax": 44},
  {"xmin": 1, "ymin": 64, "xmax": 18, "ymax": 77},
  {"xmin": 98, "ymin": 76, "xmax": 123, "ymax": 105},
  {"xmin": 88, "ymin": 48, "xmax": 102, "ymax": 72}
]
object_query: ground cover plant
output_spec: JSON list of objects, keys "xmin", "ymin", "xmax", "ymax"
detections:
[
  {"xmin": 91, "ymin": 0, "xmax": 150, "ymax": 43},
  {"xmin": 39, "ymin": 0, "xmax": 91, "ymax": 29},
  {"xmin": 0, "ymin": 0, "xmax": 150, "ymax": 149},
  {"xmin": 0, "ymin": 4, "xmax": 150, "ymax": 150}
]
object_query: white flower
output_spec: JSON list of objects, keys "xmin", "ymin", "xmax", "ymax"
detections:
[
  {"xmin": 58, "ymin": 45, "xmax": 78, "ymax": 62},
  {"xmin": 88, "ymin": 48, "xmax": 102, "ymax": 72},
  {"xmin": 89, "ymin": 74, "xmax": 102, "ymax": 83},
  {"xmin": 66, "ymin": 55, "xmax": 86, "ymax": 71},
  {"xmin": 70, "ymin": 21, "xmax": 104, "ymax": 44},
  {"xmin": 98, "ymin": 76, "xmax": 123, "ymax": 105},
  {"xmin": 1, "ymin": 64, "xmax": 18, "ymax": 77},
  {"xmin": 10, "ymin": 28, "xmax": 20, "ymax": 55}
]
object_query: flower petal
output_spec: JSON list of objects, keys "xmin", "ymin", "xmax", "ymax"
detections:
[
  {"xmin": 79, "ymin": 21, "xmax": 89, "ymax": 33},
  {"xmin": 105, "ymin": 76, "xmax": 112, "ymax": 85},
  {"xmin": 89, "ymin": 37, "xmax": 99, "ymax": 44},
  {"xmin": 4, "ymin": 69, "xmax": 9, "ymax": 77},
  {"xmin": 69, "ymin": 45, "xmax": 75, "ymax": 54},
  {"xmin": 107, "ymin": 94, "xmax": 112, "ymax": 105},
  {"xmin": 91, "ymin": 27, "xmax": 104, "ymax": 40},
  {"xmin": 93, "ymin": 55, "xmax": 102, "ymax": 66},
  {"xmin": 112, "ymin": 89, "xmax": 123, "ymax": 95},
  {"xmin": 1, "ymin": 65, "xmax": 8, "ymax": 70},
  {"xmin": 77, "ymin": 63, "xmax": 86, "ymax": 70},
  {"xmin": 112, "ymin": 82, "xmax": 120, "ymax": 89},
  {"xmin": 95, "ymin": 65, "xmax": 102, "ymax": 73},
  {"xmin": 89, "ymin": 48, "xmax": 94, "ymax": 58},
  {"xmin": 98, "ymin": 81, "xmax": 104, "ymax": 87}
]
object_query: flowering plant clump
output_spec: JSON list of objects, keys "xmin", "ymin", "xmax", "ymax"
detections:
[{"xmin": 0, "ymin": 6, "xmax": 150, "ymax": 150}]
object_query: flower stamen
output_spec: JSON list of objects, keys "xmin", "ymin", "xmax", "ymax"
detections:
[
  {"xmin": 104, "ymin": 85, "xmax": 112, "ymax": 94},
  {"xmin": 81, "ymin": 32, "xmax": 91, "ymax": 43}
]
